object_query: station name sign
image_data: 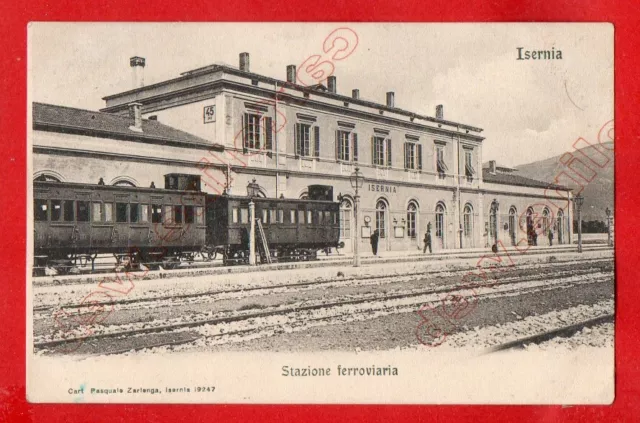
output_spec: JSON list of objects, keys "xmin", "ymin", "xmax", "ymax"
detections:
[{"xmin": 368, "ymin": 183, "xmax": 397, "ymax": 194}]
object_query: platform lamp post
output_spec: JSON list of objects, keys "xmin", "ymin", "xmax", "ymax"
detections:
[
  {"xmin": 606, "ymin": 207, "xmax": 612, "ymax": 247},
  {"xmin": 247, "ymin": 178, "xmax": 260, "ymax": 265},
  {"xmin": 575, "ymin": 193, "xmax": 584, "ymax": 253},
  {"xmin": 350, "ymin": 167, "xmax": 364, "ymax": 267}
]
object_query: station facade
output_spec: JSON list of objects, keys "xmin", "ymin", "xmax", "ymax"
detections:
[{"xmin": 32, "ymin": 53, "xmax": 574, "ymax": 253}]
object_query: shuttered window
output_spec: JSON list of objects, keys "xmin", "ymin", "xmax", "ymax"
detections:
[
  {"xmin": 404, "ymin": 142, "xmax": 423, "ymax": 170},
  {"xmin": 295, "ymin": 123, "xmax": 312, "ymax": 157}
]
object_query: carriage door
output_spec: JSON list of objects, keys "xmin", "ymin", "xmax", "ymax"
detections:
[
  {"xmin": 339, "ymin": 198, "xmax": 353, "ymax": 253},
  {"xmin": 128, "ymin": 192, "xmax": 150, "ymax": 251},
  {"xmin": 113, "ymin": 194, "xmax": 131, "ymax": 249},
  {"xmin": 90, "ymin": 191, "xmax": 114, "ymax": 251},
  {"xmin": 73, "ymin": 192, "xmax": 92, "ymax": 251}
]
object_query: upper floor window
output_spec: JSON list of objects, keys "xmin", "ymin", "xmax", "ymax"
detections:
[
  {"xmin": 404, "ymin": 142, "xmax": 423, "ymax": 170},
  {"xmin": 295, "ymin": 123, "xmax": 319, "ymax": 158},
  {"xmin": 372, "ymin": 136, "xmax": 392, "ymax": 167},
  {"xmin": 464, "ymin": 149, "xmax": 475, "ymax": 182},
  {"xmin": 435, "ymin": 144, "xmax": 448, "ymax": 179},
  {"xmin": 336, "ymin": 130, "xmax": 358, "ymax": 162},
  {"xmin": 243, "ymin": 113, "xmax": 273, "ymax": 152}
]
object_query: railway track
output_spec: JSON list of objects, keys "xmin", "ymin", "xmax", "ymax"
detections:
[
  {"xmin": 32, "ymin": 244, "xmax": 613, "ymax": 287},
  {"xmin": 488, "ymin": 314, "xmax": 615, "ymax": 352},
  {"xmin": 34, "ymin": 258, "xmax": 613, "ymax": 355}
]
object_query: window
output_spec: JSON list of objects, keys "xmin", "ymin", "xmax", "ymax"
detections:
[
  {"xmin": 173, "ymin": 205, "xmax": 183, "ymax": 224},
  {"xmin": 464, "ymin": 149, "xmax": 475, "ymax": 182},
  {"xmin": 435, "ymin": 203, "xmax": 445, "ymax": 239},
  {"xmin": 542, "ymin": 208, "xmax": 551, "ymax": 234},
  {"xmin": 307, "ymin": 210, "xmax": 312, "ymax": 224},
  {"xmin": 404, "ymin": 142, "xmax": 423, "ymax": 170},
  {"xmin": 185, "ymin": 205, "xmax": 195, "ymax": 224},
  {"xmin": 407, "ymin": 202, "xmax": 418, "ymax": 238},
  {"xmin": 104, "ymin": 203, "xmax": 113, "ymax": 222},
  {"xmin": 509, "ymin": 207, "xmax": 517, "ymax": 246},
  {"xmin": 116, "ymin": 203, "xmax": 128, "ymax": 223},
  {"xmin": 240, "ymin": 208, "xmax": 249, "ymax": 224},
  {"xmin": 35, "ymin": 199, "xmax": 48, "ymax": 221},
  {"xmin": 164, "ymin": 205, "xmax": 173, "ymax": 224},
  {"xmin": 317, "ymin": 211, "xmax": 324, "ymax": 225},
  {"xmin": 51, "ymin": 200, "xmax": 62, "ymax": 221},
  {"xmin": 295, "ymin": 123, "xmax": 313, "ymax": 157},
  {"xmin": 372, "ymin": 136, "xmax": 391, "ymax": 166},
  {"xmin": 140, "ymin": 204, "xmax": 149, "ymax": 223},
  {"xmin": 339, "ymin": 198, "xmax": 352, "ymax": 238},
  {"xmin": 232, "ymin": 207, "xmax": 239, "ymax": 223},
  {"xmin": 324, "ymin": 211, "xmax": 331, "ymax": 224},
  {"xmin": 63, "ymin": 200, "xmax": 74, "ymax": 222},
  {"xmin": 436, "ymin": 144, "xmax": 448, "ymax": 179},
  {"xmin": 290, "ymin": 209, "xmax": 296, "ymax": 224},
  {"xmin": 195, "ymin": 206, "xmax": 204, "ymax": 225},
  {"xmin": 152, "ymin": 204, "xmax": 162, "ymax": 223},
  {"xmin": 243, "ymin": 113, "xmax": 262, "ymax": 150},
  {"xmin": 270, "ymin": 209, "xmax": 277, "ymax": 224},
  {"xmin": 337, "ymin": 131, "xmax": 358, "ymax": 162},
  {"xmin": 130, "ymin": 203, "xmax": 139, "ymax": 223},
  {"xmin": 464, "ymin": 204, "xmax": 473, "ymax": 237},
  {"xmin": 261, "ymin": 209, "xmax": 268, "ymax": 224},
  {"xmin": 76, "ymin": 201, "xmax": 90, "ymax": 222},
  {"xmin": 298, "ymin": 209, "xmax": 305, "ymax": 224},
  {"xmin": 92, "ymin": 202, "xmax": 103, "ymax": 222},
  {"xmin": 278, "ymin": 209, "xmax": 284, "ymax": 224},
  {"xmin": 376, "ymin": 200, "xmax": 387, "ymax": 238}
]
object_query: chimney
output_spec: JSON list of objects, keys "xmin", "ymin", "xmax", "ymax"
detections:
[
  {"xmin": 286, "ymin": 65, "xmax": 296, "ymax": 84},
  {"xmin": 386, "ymin": 92, "xmax": 395, "ymax": 108},
  {"xmin": 436, "ymin": 104, "xmax": 444, "ymax": 119},
  {"xmin": 489, "ymin": 160, "xmax": 497, "ymax": 175},
  {"xmin": 130, "ymin": 56, "xmax": 146, "ymax": 89},
  {"xmin": 128, "ymin": 102, "xmax": 143, "ymax": 132},
  {"xmin": 239, "ymin": 52, "xmax": 250, "ymax": 72},
  {"xmin": 352, "ymin": 89, "xmax": 360, "ymax": 99},
  {"xmin": 327, "ymin": 76, "xmax": 337, "ymax": 93}
]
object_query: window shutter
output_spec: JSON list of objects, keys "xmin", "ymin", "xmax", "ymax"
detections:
[
  {"xmin": 295, "ymin": 123, "xmax": 301, "ymax": 157},
  {"xmin": 264, "ymin": 117, "xmax": 273, "ymax": 152},
  {"xmin": 242, "ymin": 113, "xmax": 248, "ymax": 154},
  {"xmin": 336, "ymin": 131, "xmax": 342, "ymax": 161},
  {"xmin": 371, "ymin": 136, "xmax": 376, "ymax": 165},
  {"xmin": 386, "ymin": 138, "xmax": 392, "ymax": 167},
  {"xmin": 417, "ymin": 143, "xmax": 423, "ymax": 170},
  {"xmin": 314, "ymin": 126, "xmax": 320, "ymax": 157},
  {"xmin": 352, "ymin": 133, "xmax": 358, "ymax": 162},
  {"xmin": 404, "ymin": 143, "xmax": 409, "ymax": 170}
]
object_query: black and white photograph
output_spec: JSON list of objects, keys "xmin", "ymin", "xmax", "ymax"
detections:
[{"xmin": 27, "ymin": 22, "xmax": 614, "ymax": 404}]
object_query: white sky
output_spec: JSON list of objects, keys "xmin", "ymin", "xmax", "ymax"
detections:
[{"xmin": 28, "ymin": 23, "xmax": 613, "ymax": 167}]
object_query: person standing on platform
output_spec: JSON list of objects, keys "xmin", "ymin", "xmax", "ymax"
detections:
[
  {"xmin": 548, "ymin": 228, "xmax": 554, "ymax": 246},
  {"xmin": 423, "ymin": 227, "xmax": 432, "ymax": 254},
  {"xmin": 370, "ymin": 229, "xmax": 380, "ymax": 256}
]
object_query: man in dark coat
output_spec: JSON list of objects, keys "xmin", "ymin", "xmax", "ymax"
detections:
[
  {"xmin": 548, "ymin": 229, "xmax": 554, "ymax": 246},
  {"xmin": 423, "ymin": 228, "xmax": 432, "ymax": 253},
  {"xmin": 370, "ymin": 229, "xmax": 380, "ymax": 256}
]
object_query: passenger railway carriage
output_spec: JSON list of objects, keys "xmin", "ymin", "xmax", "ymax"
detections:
[{"xmin": 33, "ymin": 174, "xmax": 341, "ymax": 274}]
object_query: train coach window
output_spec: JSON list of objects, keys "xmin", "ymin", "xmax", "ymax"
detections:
[
  {"xmin": 63, "ymin": 200, "xmax": 74, "ymax": 221},
  {"xmin": 51, "ymin": 200, "xmax": 62, "ymax": 221},
  {"xmin": 195, "ymin": 207, "xmax": 204, "ymax": 225},
  {"xmin": 185, "ymin": 205, "xmax": 195, "ymax": 224},
  {"xmin": 298, "ymin": 210, "xmax": 305, "ymax": 224},
  {"xmin": 139, "ymin": 204, "xmax": 149, "ymax": 223},
  {"xmin": 307, "ymin": 210, "xmax": 313, "ymax": 224},
  {"xmin": 92, "ymin": 202, "xmax": 103, "ymax": 222},
  {"xmin": 130, "ymin": 203, "xmax": 141, "ymax": 223},
  {"xmin": 164, "ymin": 206, "xmax": 173, "ymax": 224},
  {"xmin": 317, "ymin": 211, "xmax": 323, "ymax": 225},
  {"xmin": 173, "ymin": 205, "xmax": 183, "ymax": 224},
  {"xmin": 104, "ymin": 203, "xmax": 113, "ymax": 222},
  {"xmin": 270, "ymin": 209, "xmax": 277, "ymax": 224},
  {"xmin": 152, "ymin": 204, "xmax": 162, "ymax": 223},
  {"xmin": 324, "ymin": 211, "xmax": 331, "ymax": 225},
  {"xmin": 76, "ymin": 201, "xmax": 90, "ymax": 222},
  {"xmin": 116, "ymin": 203, "xmax": 128, "ymax": 223},
  {"xmin": 240, "ymin": 208, "xmax": 249, "ymax": 224},
  {"xmin": 232, "ymin": 207, "xmax": 239, "ymax": 223},
  {"xmin": 261, "ymin": 209, "xmax": 268, "ymax": 224},
  {"xmin": 278, "ymin": 209, "xmax": 284, "ymax": 224},
  {"xmin": 290, "ymin": 209, "xmax": 296, "ymax": 224},
  {"xmin": 35, "ymin": 199, "xmax": 48, "ymax": 221}
]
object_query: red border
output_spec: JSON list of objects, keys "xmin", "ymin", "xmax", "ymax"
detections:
[{"xmin": 2, "ymin": 1, "xmax": 639, "ymax": 421}]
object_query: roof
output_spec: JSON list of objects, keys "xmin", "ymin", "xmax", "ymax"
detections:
[
  {"xmin": 482, "ymin": 168, "xmax": 569, "ymax": 191},
  {"xmin": 32, "ymin": 102, "xmax": 225, "ymax": 151}
]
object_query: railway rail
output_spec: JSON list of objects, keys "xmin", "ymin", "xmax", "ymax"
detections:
[{"xmin": 34, "ymin": 257, "xmax": 613, "ymax": 355}]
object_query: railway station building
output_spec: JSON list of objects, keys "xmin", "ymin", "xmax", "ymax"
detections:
[{"xmin": 32, "ymin": 53, "xmax": 574, "ymax": 253}]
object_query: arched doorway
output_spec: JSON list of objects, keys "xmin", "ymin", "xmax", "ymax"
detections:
[
  {"xmin": 508, "ymin": 206, "xmax": 517, "ymax": 246},
  {"xmin": 542, "ymin": 207, "xmax": 551, "ymax": 245},
  {"xmin": 407, "ymin": 201, "xmax": 419, "ymax": 241},
  {"xmin": 489, "ymin": 201, "xmax": 499, "ymax": 245},
  {"xmin": 339, "ymin": 197, "xmax": 353, "ymax": 252},
  {"xmin": 557, "ymin": 209, "xmax": 565, "ymax": 244},
  {"xmin": 463, "ymin": 203, "xmax": 474, "ymax": 248},
  {"xmin": 435, "ymin": 202, "xmax": 446, "ymax": 250},
  {"xmin": 375, "ymin": 199, "xmax": 388, "ymax": 250},
  {"xmin": 526, "ymin": 207, "xmax": 535, "ymax": 245}
]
